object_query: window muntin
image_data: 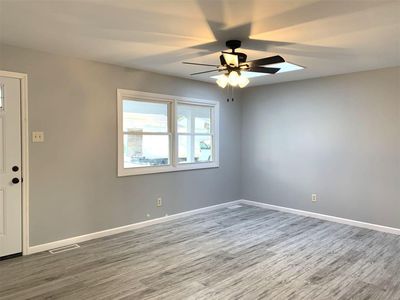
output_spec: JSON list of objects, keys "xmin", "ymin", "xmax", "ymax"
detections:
[{"xmin": 117, "ymin": 90, "xmax": 219, "ymax": 176}]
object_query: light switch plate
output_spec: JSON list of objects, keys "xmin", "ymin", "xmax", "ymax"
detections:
[{"xmin": 32, "ymin": 131, "xmax": 44, "ymax": 143}]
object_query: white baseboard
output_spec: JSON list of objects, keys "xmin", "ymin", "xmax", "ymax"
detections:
[
  {"xmin": 27, "ymin": 200, "xmax": 241, "ymax": 255},
  {"xmin": 240, "ymin": 199, "xmax": 400, "ymax": 236},
  {"xmin": 28, "ymin": 199, "xmax": 399, "ymax": 255}
]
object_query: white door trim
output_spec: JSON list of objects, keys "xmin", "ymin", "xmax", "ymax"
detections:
[{"xmin": 0, "ymin": 70, "xmax": 29, "ymax": 255}]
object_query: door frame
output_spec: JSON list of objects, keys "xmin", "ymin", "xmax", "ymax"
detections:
[{"xmin": 0, "ymin": 70, "xmax": 29, "ymax": 255}]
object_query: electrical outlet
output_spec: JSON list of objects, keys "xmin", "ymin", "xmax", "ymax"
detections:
[
  {"xmin": 312, "ymin": 194, "xmax": 317, "ymax": 202},
  {"xmin": 146, "ymin": 213, "xmax": 151, "ymax": 218},
  {"xmin": 157, "ymin": 197, "xmax": 162, "ymax": 207},
  {"xmin": 32, "ymin": 131, "xmax": 44, "ymax": 143}
]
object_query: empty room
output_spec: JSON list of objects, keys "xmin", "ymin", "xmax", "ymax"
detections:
[{"xmin": 0, "ymin": 0, "xmax": 399, "ymax": 299}]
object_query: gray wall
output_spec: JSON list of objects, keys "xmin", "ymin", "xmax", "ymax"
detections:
[
  {"xmin": 241, "ymin": 67, "xmax": 400, "ymax": 228},
  {"xmin": 1, "ymin": 43, "xmax": 399, "ymax": 246},
  {"xmin": 0, "ymin": 44, "xmax": 242, "ymax": 246}
]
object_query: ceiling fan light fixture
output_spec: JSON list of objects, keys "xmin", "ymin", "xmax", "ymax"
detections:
[
  {"xmin": 184, "ymin": 40, "xmax": 295, "ymax": 90},
  {"xmin": 228, "ymin": 71, "xmax": 240, "ymax": 87},
  {"xmin": 238, "ymin": 76, "xmax": 250, "ymax": 88},
  {"xmin": 216, "ymin": 74, "xmax": 229, "ymax": 88}
]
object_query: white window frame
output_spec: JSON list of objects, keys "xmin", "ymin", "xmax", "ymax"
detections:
[{"xmin": 117, "ymin": 89, "xmax": 219, "ymax": 176}]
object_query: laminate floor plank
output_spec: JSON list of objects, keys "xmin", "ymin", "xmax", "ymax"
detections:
[{"xmin": 1, "ymin": 204, "xmax": 399, "ymax": 299}]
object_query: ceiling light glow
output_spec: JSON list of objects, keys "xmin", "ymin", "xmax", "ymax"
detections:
[
  {"xmin": 214, "ymin": 71, "xmax": 251, "ymax": 88},
  {"xmin": 216, "ymin": 74, "xmax": 228, "ymax": 88},
  {"xmin": 228, "ymin": 71, "xmax": 240, "ymax": 86},
  {"xmin": 213, "ymin": 62, "xmax": 304, "ymax": 88},
  {"xmin": 238, "ymin": 76, "xmax": 249, "ymax": 88}
]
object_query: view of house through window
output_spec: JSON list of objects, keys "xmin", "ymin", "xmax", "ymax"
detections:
[
  {"xmin": 118, "ymin": 90, "xmax": 219, "ymax": 176},
  {"xmin": 123, "ymin": 100, "xmax": 170, "ymax": 168}
]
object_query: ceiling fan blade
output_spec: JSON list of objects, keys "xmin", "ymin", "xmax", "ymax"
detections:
[
  {"xmin": 219, "ymin": 54, "xmax": 226, "ymax": 66},
  {"xmin": 246, "ymin": 55, "xmax": 285, "ymax": 66},
  {"xmin": 183, "ymin": 62, "xmax": 219, "ymax": 67},
  {"xmin": 247, "ymin": 66, "xmax": 280, "ymax": 74},
  {"xmin": 222, "ymin": 53, "xmax": 239, "ymax": 67},
  {"xmin": 190, "ymin": 69, "xmax": 219, "ymax": 76}
]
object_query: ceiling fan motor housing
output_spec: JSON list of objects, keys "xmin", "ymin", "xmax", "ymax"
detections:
[
  {"xmin": 225, "ymin": 40, "xmax": 247, "ymax": 65},
  {"xmin": 236, "ymin": 52, "xmax": 247, "ymax": 64},
  {"xmin": 220, "ymin": 52, "xmax": 247, "ymax": 67},
  {"xmin": 226, "ymin": 40, "xmax": 241, "ymax": 51}
]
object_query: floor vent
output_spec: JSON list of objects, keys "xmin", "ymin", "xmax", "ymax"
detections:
[{"xmin": 49, "ymin": 244, "xmax": 80, "ymax": 254}]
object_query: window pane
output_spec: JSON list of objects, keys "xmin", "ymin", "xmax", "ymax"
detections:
[
  {"xmin": 195, "ymin": 135, "xmax": 212, "ymax": 162},
  {"xmin": 177, "ymin": 104, "xmax": 211, "ymax": 134},
  {"xmin": 123, "ymin": 100, "xmax": 168, "ymax": 133},
  {"xmin": 178, "ymin": 134, "xmax": 212, "ymax": 164},
  {"xmin": 178, "ymin": 135, "xmax": 191, "ymax": 163},
  {"xmin": 124, "ymin": 134, "xmax": 169, "ymax": 168},
  {"xmin": 177, "ymin": 114, "xmax": 189, "ymax": 133}
]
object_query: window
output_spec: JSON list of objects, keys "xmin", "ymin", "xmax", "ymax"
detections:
[{"xmin": 117, "ymin": 89, "xmax": 219, "ymax": 176}]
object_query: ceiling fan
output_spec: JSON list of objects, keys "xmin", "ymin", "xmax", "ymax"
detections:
[{"xmin": 183, "ymin": 40, "xmax": 285, "ymax": 88}]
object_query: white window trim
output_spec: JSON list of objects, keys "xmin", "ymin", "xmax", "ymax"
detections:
[{"xmin": 117, "ymin": 89, "xmax": 220, "ymax": 176}]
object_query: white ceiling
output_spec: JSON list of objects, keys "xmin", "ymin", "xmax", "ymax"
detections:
[{"xmin": 1, "ymin": 0, "xmax": 399, "ymax": 87}]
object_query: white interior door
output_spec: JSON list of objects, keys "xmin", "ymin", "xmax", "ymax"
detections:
[{"xmin": 0, "ymin": 76, "xmax": 22, "ymax": 257}]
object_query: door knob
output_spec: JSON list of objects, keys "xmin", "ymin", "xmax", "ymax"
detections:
[
  {"xmin": 12, "ymin": 178, "xmax": 20, "ymax": 184},
  {"xmin": 12, "ymin": 166, "xmax": 19, "ymax": 172}
]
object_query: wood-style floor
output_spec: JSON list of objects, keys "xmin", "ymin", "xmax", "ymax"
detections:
[{"xmin": 1, "ymin": 204, "xmax": 400, "ymax": 300}]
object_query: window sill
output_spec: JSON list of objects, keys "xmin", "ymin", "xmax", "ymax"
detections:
[{"xmin": 117, "ymin": 162, "xmax": 219, "ymax": 176}]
